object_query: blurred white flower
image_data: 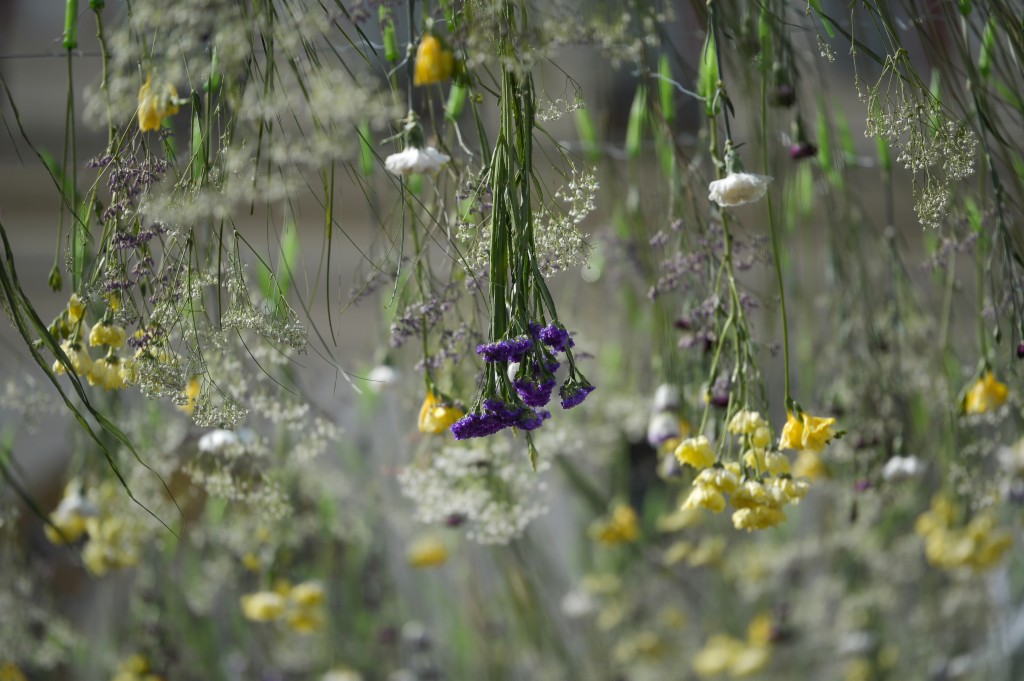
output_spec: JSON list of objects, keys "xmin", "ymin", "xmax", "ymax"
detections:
[
  {"xmin": 366, "ymin": 364, "xmax": 399, "ymax": 391},
  {"xmin": 384, "ymin": 146, "xmax": 450, "ymax": 176},
  {"xmin": 881, "ymin": 455, "xmax": 924, "ymax": 481},
  {"xmin": 198, "ymin": 428, "xmax": 257, "ymax": 455},
  {"xmin": 708, "ymin": 172, "xmax": 773, "ymax": 206},
  {"xmin": 646, "ymin": 411, "xmax": 680, "ymax": 447},
  {"xmin": 652, "ymin": 383, "xmax": 680, "ymax": 412},
  {"xmin": 561, "ymin": 588, "xmax": 596, "ymax": 618},
  {"xmin": 998, "ymin": 437, "xmax": 1024, "ymax": 475},
  {"xmin": 322, "ymin": 669, "xmax": 363, "ymax": 681}
]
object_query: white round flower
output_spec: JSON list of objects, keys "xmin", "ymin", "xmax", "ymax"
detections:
[
  {"xmin": 384, "ymin": 146, "xmax": 450, "ymax": 176},
  {"xmin": 198, "ymin": 428, "xmax": 257, "ymax": 454},
  {"xmin": 881, "ymin": 455, "xmax": 924, "ymax": 481},
  {"xmin": 652, "ymin": 383, "xmax": 680, "ymax": 412},
  {"xmin": 366, "ymin": 364, "xmax": 399, "ymax": 391},
  {"xmin": 708, "ymin": 172, "xmax": 773, "ymax": 206},
  {"xmin": 646, "ymin": 410, "xmax": 680, "ymax": 446}
]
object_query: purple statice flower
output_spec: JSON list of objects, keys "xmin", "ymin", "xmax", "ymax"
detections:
[
  {"xmin": 476, "ymin": 336, "xmax": 533, "ymax": 363},
  {"xmin": 559, "ymin": 382, "xmax": 595, "ymax": 409},
  {"xmin": 514, "ymin": 377, "xmax": 556, "ymax": 407},
  {"xmin": 518, "ymin": 409, "xmax": 551, "ymax": 431},
  {"xmin": 450, "ymin": 398, "xmax": 551, "ymax": 439},
  {"xmin": 539, "ymin": 324, "xmax": 574, "ymax": 353}
]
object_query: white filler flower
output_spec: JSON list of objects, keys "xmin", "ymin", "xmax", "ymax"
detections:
[
  {"xmin": 384, "ymin": 146, "xmax": 450, "ymax": 176},
  {"xmin": 708, "ymin": 172, "xmax": 773, "ymax": 206}
]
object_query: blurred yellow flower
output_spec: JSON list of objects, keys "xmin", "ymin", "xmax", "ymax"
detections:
[
  {"xmin": 179, "ymin": 376, "xmax": 201, "ymax": 415},
  {"xmin": 289, "ymin": 581, "xmax": 325, "ymax": 607},
  {"xmin": 674, "ymin": 435, "xmax": 716, "ymax": 470},
  {"xmin": 418, "ymin": 391, "xmax": 464, "ymax": 434},
  {"xmin": 67, "ymin": 293, "xmax": 87, "ymax": 325},
  {"xmin": 407, "ymin": 536, "xmax": 449, "ymax": 567},
  {"xmin": 138, "ymin": 74, "xmax": 180, "ymax": 132},
  {"xmin": 589, "ymin": 503, "xmax": 640, "ymax": 544},
  {"xmin": 964, "ymin": 371, "xmax": 1009, "ymax": 414},
  {"xmin": 240, "ymin": 591, "xmax": 287, "ymax": 621},
  {"xmin": 52, "ymin": 340, "xmax": 92, "ymax": 376},
  {"xmin": 683, "ymin": 482, "xmax": 726, "ymax": 513},
  {"xmin": 792, "ymin": 449, "xmax": 828, "ymax": 480},
  {"xmin": 111, "ymin": 654, "xmax": 164, "ymax": 681},
  {"xmin": 0, "ymin": 663, "xmax": 27, "ymax": 681},
  {"xmin": 413, "ymin": 35, "xmax": 454, "ymax": 86},
  {"xmin": 88, "ymin": 356, "xmax": 127, "ymax": 391}
]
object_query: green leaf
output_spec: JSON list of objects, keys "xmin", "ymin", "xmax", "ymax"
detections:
[
  {"xmin": 658, "ymin": 53, "xmax": 675, "ymax": 123},
  {"xmin": 698, "ymin": 30, "xmax": 719, "ymax": 116},
  {"xmin": 574, "ymin": 106, "xmax": 600, "ymax": 161},
  {"xmin": 978, "ymin": 18, "xmax": 996, "ymax": 79},
  {"xmin": 624, "ymin": 84, "xmax": 646, "ymax": 159},
  {"xmin": 357, "ymin": 122, "xmax": 374, "ymax": 177}
]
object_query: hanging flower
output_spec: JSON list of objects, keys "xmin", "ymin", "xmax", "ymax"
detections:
[
  {"xmin": 67, "ymin": 293, "xmax": 87, "ymax": 325},
  {"xmin": 407, "ymin": 536, "xmax": 449, "ymax": 567},
  {"xmin": 778, "ymin": 411, "xmax": 836, "ymax": 452},
  {"xmin": 88, "ymin": 355, "xmax": 127, "ymax": 390},
  {"xmin": 44, "ymin": 481, "xmax": 99, "ymax": 544},
  {"xmin": 963, "ymin": 371, "xmax": 1009, "ymax": 414},
  {"xmin": 384, "ymin": 146, "xmax": 451, "ymax": 176},
  {"xmin": 52, "ymin": 340, "xmax": 92, "ymax": 376},
  {"xmin": 674, "ymin": 436, "xmax": 715, "ymax": 470},
  {"xmin": 179, "ymin": 376, "xmax": 202, "ymax": 415},
  {"xmin": 413, "ymin": 34, "xmax": 454, "ymax": 86},
  {"xmin": 240, "ymin": 591, "xmax": 288, "ymax": 622},
  {"xmin": 589, "ymin": 503, "xmax": 640, "ymax": 545},
  {"xmin": 418, "ymin": 391, "xmax": 464, "ymax": 434},
  {"xmin": 137, "ymin": 74, "xmax": 181, "ymax": 133},
  {"xmin": 88, "ymin": 320, "xmax": 127, "ymax": 348},
  {"xmin": 708, "ymin": 172, "xmax": 773, "ymax": 206}
]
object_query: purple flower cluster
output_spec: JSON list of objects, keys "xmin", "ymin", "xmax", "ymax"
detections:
[
  {"xmin": 539, "ymin": 324, "xmax": 574, "ymax": 352},
  {"xmin": 559, "ymin": 382, "xmax": 596, "ymax": 409},
  {"xmin": 514, "ymin": 377, "xmax": 557, "ymax": 407},
  {"xmin": 477, "ymin": 336, "xmax": 533, "ymax": 363},
  {"xmin": 450, "ymin": 398, "xmax": 550, "ymax": 440}
]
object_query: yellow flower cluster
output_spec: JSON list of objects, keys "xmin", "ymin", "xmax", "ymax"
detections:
[
  {"xmin": 692, "ymin": 613, "xmax": 774, "ymax": 678},
  {"xmin": 45, "ymin": 480, "xmax": 143, "ymax": 576},
  {"xmin": 914, "ymin": 495, "xmax": 1012, "ymax": 572},
  {"xmin": 407, "ymin": 535, "xmax": 449, "ymax": 567},
  {"xmin": 413, "ymin": 34, "xmax": 454, "ymax": 86},
  {"xmin": 240, "ymin": 580, "xmax": 326, "ymax": 633},
  {"xmin": 50, "ymin": 296, "xmax": 129, "ymax": 391},
  {"xmin": 681, "ymin": 411, "xmax": 810, "ymax": 531},
  {"xmin": 111, "ymin": 654, "xmax": 164, "ymax": 681},
  {"xmin": 663, "ymin": 535, "xmax": 727, "ymax": 567},
  {"xmin": 417, "ymin": 391, "xmax": 464, "ymax": 434},
  {"xmin": 589, "ymin": 502, "xmax": 640, "ymax": 545},
  {"xmin": 137, "ymin": 74, "xmax": 180, "ymax": 133},
  {"xmin": 963, "ymin": 371, "xmax": 1009, "ymax": 414}
]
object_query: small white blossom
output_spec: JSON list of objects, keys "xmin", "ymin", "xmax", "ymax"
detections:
[
  {"xmin": 198, "ymin": 428, "xmax": 257, "ymax": 455},
  {"xmin": 652, "ymin": 383, "xmax": 680, "ymax": 412},
  {"xmin": 384, "ymin": 146, "xmax": 450, "ymax": 176},
  {"xmin": 881, "ymin": 455, "xmax": 924, "ymax": 481},
  {"xmin": 366, "ymin": 365, "xmax": 399, "ymax": 391},
  {"xmin": 646, "ymin": 411, "xmax": 680, "ymax": 447},
  {"xmin": 708, "ymin": 172, "xmax": 773, "ymax": 207}
]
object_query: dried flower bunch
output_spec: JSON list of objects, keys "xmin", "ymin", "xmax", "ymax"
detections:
[{"xmin": 0, "ymin": 0, "xmax": 1023, "ymax": 679}]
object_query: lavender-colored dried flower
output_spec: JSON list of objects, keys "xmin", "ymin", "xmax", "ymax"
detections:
[
  {"xmin": 476, "ymin": 336, "xmax": 533, "ymax": 363},
  {"xmin": 559, "ymin": 382, "xmax": 595, "ymax": 409},
  {"xmin": 514, "ymin": 377, "xmax": 557, "ymax": 407},
  {"xmin": 539, "ymin": 324, "xmax": 574, "ymax": 353}
]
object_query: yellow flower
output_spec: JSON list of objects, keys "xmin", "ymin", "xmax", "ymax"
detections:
[
  {"xmin": 656, "ymin": 507, "xmax": 703, "ymax": 533},
  {"xmin": 742, "ymin": 449, "xmax": 791, "ymax": 476},
  {"xmin": 779, "ymin": 411, "xmax": 836, "ymax": 452},
  {"xmin": 52, "ymin": 340, "xmax": 92, "ymax": 376},
  {"xmin": 287, "ymin": 608, "xmax": 325, "ymax": 634},
  {"xmin": 44, "ymin": 482, "xmax": 98, "ymax": 544},
  {"xmin": 771, "ymin": 476, "xmax": 810, "ymax": 503},
  {"xmin": 289, "ymin": 581, "xmax": 325, "ymax": 608},
  {"xmin": 693, "ymin": 635, "xmax": 743, "ymax": 677},
  {"xmin": 241, "ymin": 553, "xmax": 261, "ymax": 571},
  {"xmin": 89, "ymin": 321, "xmax": 127, "ymax": 348},
  {"xmin": 792, "ymin": 449, "xmax": 828, "ymax": 480},
  {"xmin": 663, "ymin": 540, "xmax": 692, "ymax": 565},
  {"xmin": 88, "ymin": 356, "xmax": 127, "ymax": 391},
  {"xmin": 240, "ymin": 591, "xmax": 288, "ymax": 622},
  {"xmin": 417, "ymin": 391, "xmax": 464, "ymax": 434},
  {"xmin": 413, "ymin": 34, "xmax": 454, "ymax": 86},
  {"xmin": 674, "ymin": 435, "xmax": 715, "ymax": 470},
  {"xmin": 964, "ymin": 371, "xmax": 1009, "ymax": 414},
  {"xmin": 0, "ymin": 663, "xmax": 27, "ymax": 681},
  {"xmin": 695, "ymin": 465, "xmax": 740, "ymax": 494},
  {"xmin": 688, "ymin": 536, "xmax": 727, "ymax": 566},
  {"xmin": 589, "ymin": 503, "xmax": 640, "ymax": 544},
  {"xmin": 407, "ymin": 536, "xmax": 449, "ymax": 567},
  {"xmin": 747, "ymin": 613, "xmax": 774, "ymax": 646},
  {"xmin": 179, "ymin": 376, "xmax": 201, "ymax": 415},
  {"xmin": 67, "ymin": 293, "xmax": 87, "ymax": 325},
  {"xmin": 729, "ymin": 644, "xmax": 771, "ymax": 677},
  {"xmin": 138, "ymin": 74, "xmax": 180, "ymax": 133},
  {"xmin": 682, "ymin": 482, "xmax": 726, "ymax": 513}
]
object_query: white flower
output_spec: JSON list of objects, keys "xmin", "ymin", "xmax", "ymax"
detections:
[
  {"xmin": 647, "ymin": 411, "xmax": 680, "ymax": 446},
  {"xmin": 997, "ymin": 436, "xmax": 1024, "ymax": 475},
  {"xmin": 881, "ymin": 455, "xmax": 924, "ymax": 481},
  {"xmin": 652, "ymin": 384, "xmax": 680, "ymax": 412},
  {"xmin": 561, "ymin": 588, "xmax": 596, "ymax": 618},
  {"xmin": 53, "ymin": 486, "xmax": 99, "ymax": 520},
  {"xmin": 384, "ymin": 146, "xmax": 450, "ymax": 176},
  {"xmin": 198, "ymin": 428, "xmax": 257, "ymax": 455},
  {"xmin": 708, "ymin": 172, "xmax": 773, "ymax": 206},
  {"xmin": 366, "ymin": 365, "xmax": 399, "ymax": 391},
  {"xmin": 322, "ymin": 670, "xmax": 363, "ymax": 681}
]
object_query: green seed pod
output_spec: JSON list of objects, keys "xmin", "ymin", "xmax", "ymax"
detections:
[
  {"xmin": 445, "ymin": 82, "xmax": 468, "ymax": 120},
  {"xmin": 381, "ymin": 7, "xmax": 399, "ymax": 63},
  {"xmin": 63, "ymin": 0, "xmax": 79, "ymax": 50}
]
